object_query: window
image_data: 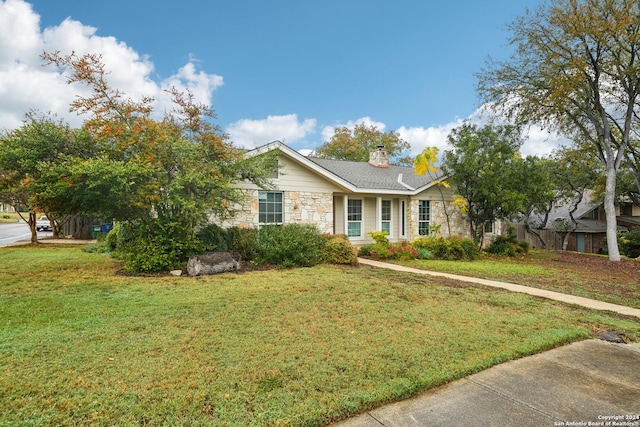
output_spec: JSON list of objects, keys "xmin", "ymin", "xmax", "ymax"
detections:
[
  {"xmin": 418, "ymin": 200, "xmax": 430, "ymax": 235},
  {"xmin": 381, "ymin": 200, "xmax": 391, "ymax": 235},
  {"xmin": 259, "ymin": 191, "xmax": 283, "ymax": 224},
  {"xmin": 620, "ymin": 204, "xmax": 632, "ymax": 216},
  {"xmin": 484, "ymin": 221, "xmax": 494, "ymax": 233},
  {"xmin": 347, "ymin": 199, "xmax": 363, "ymax": 237}
]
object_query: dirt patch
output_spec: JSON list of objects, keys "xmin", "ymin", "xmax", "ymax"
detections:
[{"xmin": 552, "ymin": 251, "xmax": 640, "ymax": 284}]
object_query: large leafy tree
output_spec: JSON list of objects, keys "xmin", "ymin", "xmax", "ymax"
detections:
[
  {"xmin": 477, "ymin": 0, "xmax": 640, "ymax": 261},
  {"xmin": 544, "ymin": 146, "xmax": 601, "ymax": 250},
  {"xmin": 0, "ymin": 113, "xmax": 88, "ymax": 241},
  {"xmin": 42, "ymin": 51, "xmax": 275, "ymax": 271},
  {"xmin": 314, "ymin": 123, "xmax": 411, "ymax": 165},
  {"xmin": 442, "ymin": 123, "xmax": 534, "ymax": 246}
]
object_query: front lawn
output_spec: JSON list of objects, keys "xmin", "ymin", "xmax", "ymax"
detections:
[
  {"xmin": 1, "ymin": 245, "xmax": 638, "ymax": 426},
  {"xmin": 399, "ymin": 250, "xmax": 640, "ymax": 309}
]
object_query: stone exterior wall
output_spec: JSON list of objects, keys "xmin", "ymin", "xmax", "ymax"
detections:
[
  {"xmin": 408, "ymin": 199, "xmax": 471, "ymax": 239},
  {"xmin": 219, "ymin": 190, "xmax": 334, "ymax": 234}
]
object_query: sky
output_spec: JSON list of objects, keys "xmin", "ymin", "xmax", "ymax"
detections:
[{"xmin": 0, "ymin": 0, "xmax": 565, "ymax": 158}]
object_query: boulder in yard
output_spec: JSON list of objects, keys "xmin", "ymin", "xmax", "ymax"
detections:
[{"xmin": 187, "ymin": 252, "xmax": 241, "ymax": 276}]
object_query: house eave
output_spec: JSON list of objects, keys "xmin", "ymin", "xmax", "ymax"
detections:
[
  {"xmin": 245, "ymin": 141, "xmax": 446, "ymax": 196},
  {"xmin": 245, "ymin": 141, "xmax": 359, "ymax": 192}
]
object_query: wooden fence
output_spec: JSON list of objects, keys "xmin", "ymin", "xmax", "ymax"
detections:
[{"xmin": 509, "ymin": 223, "xmax": 564, "ymax": 251}]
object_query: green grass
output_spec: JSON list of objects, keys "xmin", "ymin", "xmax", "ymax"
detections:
[
  {"xmin": 0, "ymin": 212, "xmax": 20, "ymax": 223},
  {"xmin": 1, "ymin": 246, "xmax": 639, "ymax": 426},
  {"xmin": 400, "ymin": 250, "xmax": 640, "ymax": 309}
]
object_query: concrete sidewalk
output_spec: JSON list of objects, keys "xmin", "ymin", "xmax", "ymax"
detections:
[
  {"xmin": 358, "ymin": 258, "xmax": 640, "ymax": 319},
  {"xmin": 332, "ymin": 339, "xmax": 640, "ymax": 427}
]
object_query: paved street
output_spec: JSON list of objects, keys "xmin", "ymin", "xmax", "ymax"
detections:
[{"xmin": 0, "ymin": 221, "xmax": 51, "ymax": 247}]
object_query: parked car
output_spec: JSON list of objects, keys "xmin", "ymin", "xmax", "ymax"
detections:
[{"xmin": 36, "ymin": 216, "xmax": 52, "ymax": 232}]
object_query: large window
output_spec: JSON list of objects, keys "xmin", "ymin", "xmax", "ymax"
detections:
[
  {"xmin": 259, "ymin": 191, "xmax": 283, "ymax": 224},
  {"xmin": 381, "ymin": 199, "xmax": 391, "ymax": 235},
  {"xmin": 347, "ymin": 199, "xmax": 363, "ymax": 237},
  {"xmin": 418, "ymin": 200, "xmax": 430, "ymax": 235}
]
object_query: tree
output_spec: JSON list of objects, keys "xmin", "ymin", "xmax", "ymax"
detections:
[
  {"xmin": 42, "ymin": 51, "xmax": 275, "ymax": 271},
  {"xmin": 413, "ymin": 146, "xmax": 453, "ymax": 235},
  {"xmin": 0, "ymin": 112, "xmax": 84, "ymax": 241},
  {"xmin": 442, "ymin": 123, "xmax": 532, "ymax": 247},
  {"xmin": 548, "ymin": 146, "xmax": 601, "ymax": 250},
  {"xmin": 314, "ymin": 123, "xmax": 411, "ymax": 165},
  {"xmin": 477, "ymin": 0, "xmax": 640, "ymax": 261},
  {"xmin": 514, "ymin": 155, "xmax": 556, "ymax": 248}
]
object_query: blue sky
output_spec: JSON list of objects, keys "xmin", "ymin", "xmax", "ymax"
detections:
[{"xmin": 1, "ymin": 0, "xmax": 560, "ymax": 156}]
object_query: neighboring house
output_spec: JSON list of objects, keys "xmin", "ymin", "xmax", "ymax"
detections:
[
  {"xmin": 218, "ymin": 141, "xmax": 472, "ymax": 245},
  {"xmin": 617, "ymin": 201, "xmax": 640, "ymax": 229},
  {"xmin": 521, "ymin": 190, "xmax": 632, "ymax": 253}
]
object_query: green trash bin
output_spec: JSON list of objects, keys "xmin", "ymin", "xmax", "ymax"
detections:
[{"xmin": 91, "ymin": 225, "xmax": 101, "ymax": 239}]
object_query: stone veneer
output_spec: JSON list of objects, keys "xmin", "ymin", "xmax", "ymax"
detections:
[
  {"xmin": 219, "ymin": 190, "xmax": 334, "ymax": 234},
  {"xmin": 408, "ymin": 199, "xmax": 470, "ymax": 239}
]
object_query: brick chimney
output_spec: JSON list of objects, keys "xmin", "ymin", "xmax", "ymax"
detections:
[{"xmin": 368, "ymin": 145, "xmax": 389, "ymax": 168}]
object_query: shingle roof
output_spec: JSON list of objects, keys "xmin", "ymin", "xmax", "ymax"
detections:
[
  {"xmin": 307, "ymin": 157, "xmax": 443, "ymax": 191},
  {"xmin": 527, "ymin": 190, "xmax": 625, "ymax": 232}
]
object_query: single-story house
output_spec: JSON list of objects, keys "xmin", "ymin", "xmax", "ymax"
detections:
[
  {"xmin": 218, "ymin": 141, "xmax": 479, "ymax": 246},
  {"xmin": 617, "ymin": 201, "xmax": 640, "ymax": 229},
  {"xmin": 522, "ymin": 190, "xmax": 630, "ymax": 253}
]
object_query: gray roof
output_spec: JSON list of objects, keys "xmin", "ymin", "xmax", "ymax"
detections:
[
  {"xmin": 308, "ymin": 157, "xmax": 443, "ymax": 191},
  {"xmin": 528, "ymin": 190, "xmax": 626, "ymax": 232}
]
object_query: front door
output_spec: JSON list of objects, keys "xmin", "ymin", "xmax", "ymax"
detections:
[{"xmin": 576, "ymin": 233, "xmax": 585, "ymax": 252}]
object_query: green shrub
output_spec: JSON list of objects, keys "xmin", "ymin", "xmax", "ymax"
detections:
[
  {"xmin": 81, "ymin": 240, "xmax": 112, "ymax": 254},
  {"xmin": 322, "ymin": 234, "xmax": 358, "ymax": 265},
  {"xmin": 459, "ymin": 237, "xmax": 481, "ymax": 259},
  {"xmin": 368, "ymin": 230, "xmax": 389, "ymax": 246},
  {"xmin": 196, "ymin": 225, "xmax": 259, "ymax": 261},
  {"xmin": 197, "ymin": 224, "xmax": 231, "ymax": 252},
  {"xmin": 411, "ymin": 235, "xmax": 478, "ymax": 260},
  {"xmin": 415, "ymin": 247, "xmax": 433, "ymax": 260},
  {"xmin": 486, "ymin": 227, "xmax": 529, "ymax": 257},
  {"xmin": 117, "ymin": 219, "xmax": 201, "ymax": 272},
  {"xmin": 1, "ymin": 214, "xmax": 10, "ymax": 219},
  {"xmin": 358, "ymin": 244, "xmax": 376, "ymax": 257},
  {"xmin": 358, "ymin": 242, "xmax": 392, "ymax": 259},
  {"xmin": 104, "ymin": 221, "xmax": 125, "ymax": 251},
  {"xmin": 619, "ymin": 227, "xmax": 640, "ymax": 259},
  {"xmin": 120, "ymin": 238, "xmax": 179, "ymax": 272},
  {"xmin": 227, "ymin": 226, "xmax": 259, "ymax": 261},
  {"xmin": 254, "ymin": 224, "xmax": 325, "ymax": 268}
]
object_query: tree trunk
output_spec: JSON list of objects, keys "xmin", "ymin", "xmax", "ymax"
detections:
[
  {"xmin": 524, "ymin": 222, "xmax": 546, "ymax": 249},
  {"xmin": 603, "ymin": 165, "xmax": 621, "ymax": 261},
  {"xmin": 562, "ymin": 231, "xmax": 571, "ymax": 251},
  {"xmin": 28, "ymin": 212, "xmax": 37, "ymax": 243}
]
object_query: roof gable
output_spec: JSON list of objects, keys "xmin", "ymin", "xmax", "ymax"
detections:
[{"xmin": 246, "ymin": 141, "xmax": 442, "ymax": 194}]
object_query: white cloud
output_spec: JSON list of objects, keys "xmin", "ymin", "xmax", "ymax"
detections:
[
  {"xmin": 397, "ymin": 120, "xmax": 464, "ymax": 157},
  {"xmin": 227, "ymin": 114, "xmax": 317, "ymax": 149},
  {"xmin": 520, "ymin": 126, "xmax": 570, "ymax": 157},
  {"xmin": 0, "ymin": 0, "xmax": 222, "ymax": 130},
  {"xmin": 158, "ymin": 62, "xmax": 224, "ymax": 111},
  {"xmin": 398, "ymin": 106, "xmax": 569, "ymax": 159}
]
